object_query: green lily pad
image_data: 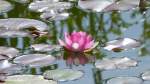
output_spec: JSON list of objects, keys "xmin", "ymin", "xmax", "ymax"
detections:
[
  {"xmin": 13, "ymin": 54, "xmax": 56, "ymax": 68},
  {"xmin": 4, "ymin": 75, "xmax": 57, "ymax": 84},
  {"xmin": 43, "ymin": 69, "xmax": 84, "ymax": 81},
  {"xmin": 0, "ymin": 1, "xmax": 13, "ymax": 14}
]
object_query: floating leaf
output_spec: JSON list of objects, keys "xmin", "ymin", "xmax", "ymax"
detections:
[
  {"xmin": 4, "ymin": 75, "xmax": 57, "ymax": 84},
  {"xmin": 13, "ymin": 0, "xmax": 30, "ymax": 4},
  {"xmin": 31, "ymin": 44, "xmax": 62, "ymax": 52},
  {"xmin": 106, "ymin": 77, "xmax": 143, "ymax": 84},
  {"xmin": 0, "ymin": 47, "xmax": 19, "ymax": 59},
  {"xmin": 13, "ymin": 54, "xmax": 56, "ymax": 67},
  {"xmin": 95, "ymin": 57, "xmax": 137, "ymax": 70},
  {"xmin": 104, "ymin": 38, "xmax": 141, "ymax": 52},
  {"xmin": 0, "ymin": 1, "xmax": 13, "ymax": 14},
  {"xmin": 29, "ymin": 1, "xmax": 72, "ymax": 12},
  {"xmin": 78, "ymin": 0, "xmax": 140, "ymax": 12},
  {"xmin": 78, "ymin": 0, "xmax": 114, "ymax": 12},
  {"xmin": 40, "ymin": 11, "xmax": 69, "ymax": 21},
  {"xmin": 0, "ymin": 60, "xmax": 26, "ymax": 75},
  {"xmin": 0, "ymin": 30, "xmax": 29, "ymax": 38},
  {"xmin": 43, "ymin": 69, "xmax": 84, "ymax": 81},
  {"xmin": 0, "ymin": 18, "xmax": 49, "ymax": 32},
  {"xmin": 141, "ymin": 70, "xmax": 150, "ymax": 80}
]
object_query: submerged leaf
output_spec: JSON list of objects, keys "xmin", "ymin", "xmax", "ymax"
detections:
[
  {"xmin": 0, "ymin": 1, "xmax": 13, "ymax": 14},
  {"xmin": 43, "ymin": 69, "xmax": 84, "ymax": 81},
  {"xmin": 106, "ymin": 77, "xmax": 143, "ymax": 84},
  {"xmin": 95, "ymin": 57, "xmax": 137, "ymax": 70},
  {"xmin": 104, "ymin": 38, "xmax": 141, "ymax": 52},
  {"xmin": 0, "ymin": 47, "xmax": 19, "ymax": 59},
  {"xmin": 13, "ymin": 54, "xmax": 56, "ymax": 67},
  {"xmin": 4, "ymin": 75, "xmax": 57, "ymax": 84},
  {"xmin": 0, "ymin": 18, "xmax": 49, "ymax": 32}
]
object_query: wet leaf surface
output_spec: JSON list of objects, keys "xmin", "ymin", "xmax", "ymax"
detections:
[
  {"xmin": 0, "ymin": 47, "xmax": 19, "ymax": 59},
  {"xmin": 43, "ymin": 69, "xmax": 84, "ymax": 81},
  {"xmin": 95, "ymin": 57, "xmax": 137, "ymax": 70},
  {"xmin": 29, "ymin": 1, "xmax": 72, "ymax": 12},
  {"xmin": 78, "ymin": 0, "xmax": 142, "ymax": 12},
  {"xmin": 31, "ymin": 44, "xmax": 62, "ymax": 52},
  {"xmin": 104, "ymin": 38, "xmax": 141, "ymax": 52},
  {"xmin": 141, "ymin": 70, "xmax": 150, "ymax": 80},
  {"xmin": 4, "ymin": 75, "xmax": 57, "ymax": 84},
  {"xmin": 106, "ymin": 76, "xmax": 143, "ymax": 84},
  {"xmin": 0, "ymin": 30, "xmax": 29, "ymax": 38},
  {"xmin": 0, "ymin": 1, "xmax": 13, "ymax": 14},
  {"xmin": 13, "ymin": 54, "xmax": 56, "ymax": 67},
  {"xmin": 0, "ymin": 60, "xmax": 26, "ymax": 75},
  {"xmin": 0, "ymin": 18, "xmax": 49, "ymax": 32}
]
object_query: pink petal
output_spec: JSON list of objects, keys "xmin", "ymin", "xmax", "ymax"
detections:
[
  {"xmin": 58, "ymin": 39, "xmax": 66, "ymax": 46},
  {"xmin": 86, "ymin": 35, "xmax": 93, "ymax": 43},
  {"xmin": 65, "ymin": 33, "xmax": 72, "ymax": 47},
  {"xmin": 85, "ymin": 40, "xmax": 94, "ymax": 49}
]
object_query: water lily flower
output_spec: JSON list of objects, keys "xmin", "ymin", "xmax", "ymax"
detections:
[{"xmin": 58, "ymin": 31, "xmax": 98, "ymax": 52}]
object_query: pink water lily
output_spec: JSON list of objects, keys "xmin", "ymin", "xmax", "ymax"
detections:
[{"xmin": 58, "ymin": 31, "xmax": 98, "ymax": 52}]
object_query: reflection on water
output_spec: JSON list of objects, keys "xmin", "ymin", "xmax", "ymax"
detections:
[{"xmin": 0, "ymin": 0, "xmax": 150, "ymax": 84}]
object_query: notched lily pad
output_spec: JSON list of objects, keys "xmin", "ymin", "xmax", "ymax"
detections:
[
  {"xmin": 0, "ymin": 18, "xmax": 49, "ymax": 32},
  {"xmin": 0, "ymin": 46, "xmax": 19, "ymax": 60},
  {"xmin": 43, "ymin": 69, "xmax": 84, "ymax": 81},
  {"xmin": 95, "ymin": 57, "xmax": 137, "ymax": 70},
  {"xmin": 31, "ymin": 44, "xmax": 62, "ymax": 52},
  {"xmin": 4, "ymin": 75, "xmax": 57, "ymax": 84},
  {"xmin": 0, "ymin": 1, "xmax": 13, "ymax": 14},
  {"xmin": 106, "ymin": 77, "xmax": 143, "ymax": 84},
  {"xmin": 78, "ymin": 0, "xmax": 141, "ymax": 12},
  {"xmin": 141, "ymin": 70, "xmax": 150, "ymax": 80},
  {"xmin": 104, "ymin": 38, "xmax": 141, "ymax": 52},
  {"xmin": 13, "ymin": 54, "xmax": 56, "ymax": 67}
]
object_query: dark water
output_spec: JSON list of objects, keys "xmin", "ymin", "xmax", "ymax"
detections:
[{"xmin": 0, "ymin": 0, "xmax": 150, "ymax": 84}]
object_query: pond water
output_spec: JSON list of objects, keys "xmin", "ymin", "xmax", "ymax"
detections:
[{"xmin": 0, "ymin": 0, "xmax": 150, "ymax": 84}]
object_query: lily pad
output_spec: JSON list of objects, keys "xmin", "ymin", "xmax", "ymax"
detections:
[
  {"xmin": 4, "ymin": 75, "xmax": 57, "ymax": 84},
  {"xmin": 40, "ymin": 11, "xmax": 69, "ymax": 21},
  {"xmin": 0, "ymin": 47, "xmax": 19, "ymax": 59},
  {"xmin": 0, "ymin": 30, "xmax": 29, "ymax": 38},
  {"xmin": 78, "ymin": 0, "xmax": 140, "ymax": 12},
  {"xmin": 78, "ymin": 0, "xmax": 114, "ymax": 12},
  {"xmin": 104, "ymin": 38, "xmax": 141, "ymax": 52},
  {"xmin": 31, "ymin": 44, "xmax": 62, "ymax": 52},
  {"xmin": 43, "ymin": 69, "xmax": 84, "ymax": 81},
  {"xmin": 13, "ymin": 0, "xmax": 30, "ymax": 4},
  {"xmin": 0, "ymin": 60, "xmax": 26, "ymax": 75},
  {"xmin": 0, "ymin": 1, "xmax": 13, "ymax": 14},
  {"xmin": 106, "ymin": 77, "xmax": 143, "ymax": 84},
  {"xmin": 29, "ymin": 1, "xmax": 72, "ymax": 12},
  {"xmin": 0, "ymin": 18, "xmax": 49, "ymax": 32},
  {"xmin": 13, "ymin": 54, "xmax": 56, "ymax": 67},
  {"xmin": 141, "ymin": 70, "xmax": 150, "ymax": 80},
  {"xmin": 95, "ymin": 57, "xmax": 137, "ymax": 70}
]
